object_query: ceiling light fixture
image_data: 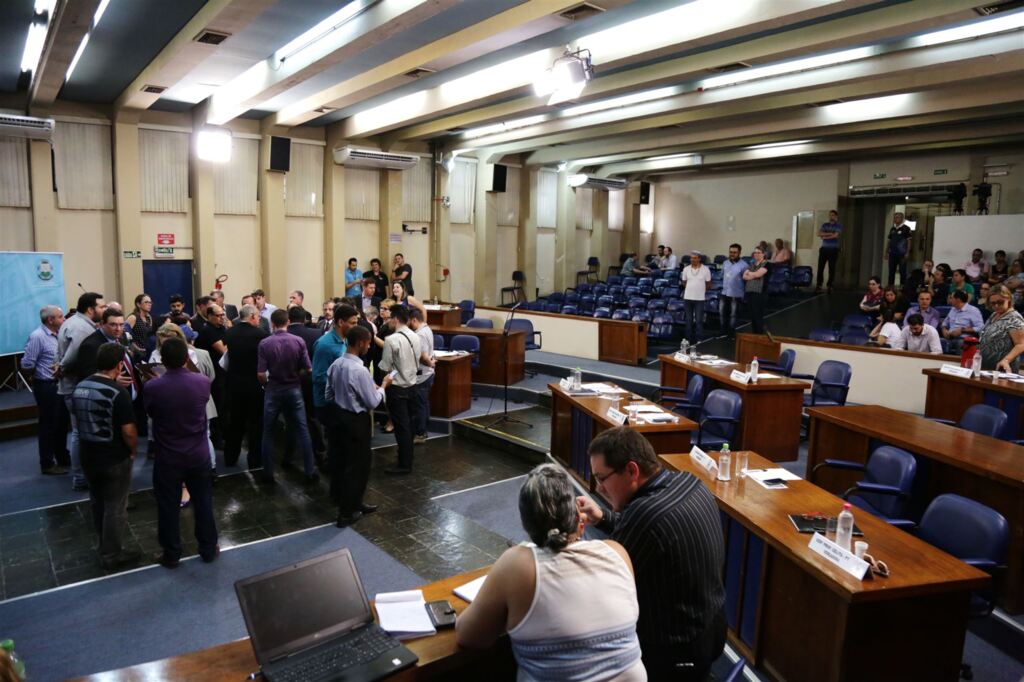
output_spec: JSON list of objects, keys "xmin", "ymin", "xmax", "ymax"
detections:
[
  {"xmin": 535, "ymin": 46, "xmax": 593, "ymax": 105},
  {"xmin": 567, "ymin": 173, "xmax": 589, "ymax": 187},
  {"xmin": 273, "ymin": 0, "xmax": 374, "ymax": 66},
  {"xmin": 20, "ymin": 21, "xmax": 47, "ymax": 73},
  {"xmin": 196, "ymin": 128, "xmax": 232, "ymax": 163},
  {"xmin": 462, "ymin": 115, "xmax": 547, "ymax": 140},
  {"xmin": 64, "ymin": 0, "xmax": 117, "ymax": 83},
  {"xmin": 746, "ymin": 139, "xmax": 814, "ymax": 150}
]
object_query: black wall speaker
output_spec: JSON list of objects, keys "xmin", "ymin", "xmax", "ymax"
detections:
[
  {"xmin": 491, "ymin": 164, "xmax": 507, "ymax": 192},
  {"xmin": 639, "ymin": 181, "xmax": 651, "ymax": 205},
  {"xmin": 269, "ymin": 136, "xmax": 291, "ymax": 173}
]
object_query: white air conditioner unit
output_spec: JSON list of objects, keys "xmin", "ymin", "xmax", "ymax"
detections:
[
  {"xmin": 568, "ymin": 174, "xmax": 628, "ymax": 191},
  {"xmin": 0, "ymin": 113, "xmax": 55, "ymax": 141},
  {"xmin": 332, "ymin": 146, "xmax": 418, "ymax": 170}
]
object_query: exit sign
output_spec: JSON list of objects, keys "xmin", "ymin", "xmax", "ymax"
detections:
[
  {"xmin": 154, "ymin": 246, "xmax": 174, "ymax": 258},
  {"xmin": 934, "ymin": 169, "xmax": 948, "ymax": 175},
  {"xmin": 122, "ymin": 250, "xmax": 141, "ymax": 259},
  {"xmin": 873, "ymin": 172, "xmax": 886, "ymax": 179}
]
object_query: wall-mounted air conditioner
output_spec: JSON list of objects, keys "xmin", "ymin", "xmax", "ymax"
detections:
[
  {"xmin": 568, "ymin": 173, "xmax": 628, "ymax": 191},
  {"xmin": 332, "ymin": 146, "xmax": 418, "ymax": 170},
  {"xmin": 0, "ymin": 114, "xmax": 55, "ymax": 141}
]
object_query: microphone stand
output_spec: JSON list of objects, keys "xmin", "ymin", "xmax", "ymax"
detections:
[{"xmin": 486, "ymin": 303, "xmax": 531, "ymax": 430}]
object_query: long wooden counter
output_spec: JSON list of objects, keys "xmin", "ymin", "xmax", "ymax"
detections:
[
  {"xmin": 806, "ymin": 404, "xmax": 1024, "ymax": 612},
  {"xmin": 76, "ymin": 567, "xmax": 513, "ymax": 681},
  {"xmin": 425, "ymin": 306, "xmax": 462, "ymax": 328},
  {"xmin": 662, "ymin": 451, "xmax": 988, "ymax": 682},
  {"xmin": 432, "ymin": 325, "xmax": 525, "ymax": 385},
  {"xmin": 923, "ymin": 367, "xmax": 1024, "ymax": 439},
  {"xmin": 659, "ymin": 353, "xmax": 810, "ymax": 461}
]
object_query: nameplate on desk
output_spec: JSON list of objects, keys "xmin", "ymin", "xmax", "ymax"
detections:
[
  {"xmin": 674, "ymin": 352, "xmax": 690, "ymax": 363},
  {"xmin": 808, "ymin": 533, "xmax": 870, "ymax": 580},
  {"xmin": 689, "ymin": 446, "xmax": 718, "ymax": 476},
  {"xmin": 558, "ymin": 378, "xmax": 572, "ymax": 391},
  {"xmin": 607, "ymin": 407, "xmax": 628, "ymax": 425},
  {"xmin": 729, "ymin": 369, "xmax": 751, "ymax": 384},
  {"xmin": 939, "ymin": 363, "xmax": 973, "ymax": 379}
]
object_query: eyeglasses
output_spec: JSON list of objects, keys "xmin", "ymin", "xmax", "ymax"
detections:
[
  {"xmin": 862, "ymin": 553, "xmax": 890, "ymax": 578},
  {"xmin": 990, "ymin": 298, "xmax": 1010, "ymax": 307},
  {"xmin": 592, "ymin": 468, "xmax": 623, "ymax": 485}
]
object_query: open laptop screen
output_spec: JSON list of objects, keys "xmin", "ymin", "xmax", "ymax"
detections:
[{"xmin": 235, "ymin": 548, "xmax": 372, "ymax": 664}]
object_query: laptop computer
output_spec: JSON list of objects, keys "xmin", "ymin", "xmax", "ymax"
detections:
[{"xmin": 234, "ymin": 548, "xmax": 419, "ymax": 682}]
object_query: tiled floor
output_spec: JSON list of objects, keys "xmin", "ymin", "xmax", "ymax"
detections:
[
  {"xmin": 0, "ymin": 434, "xmax": 534, "ymax": 601},
  {"xmin": 460, "ymin": 405, "xmax": 552, "ymax": 452}
]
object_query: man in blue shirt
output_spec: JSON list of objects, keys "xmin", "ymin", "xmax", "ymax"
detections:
[
  {"xmin": 904, "ymin": 290, "xmax": 942, "ymax": 329},
  {"xmin": 311, "ymin": 302, "xmax": 359, "ymax": 479},
  {"xmin": 22, "ymin": 304, "xmax": 69, "ymax": 474},
  {"xmin": 816, "ymin": 209, "xmax": 842, "ymax": 293},
  {"xmin": 344, "ymin": 258, "xmax": 363, "ymax": 298},
  {"xmin": 719, "ymin": 244, "xmax": 747, "ymax": 337},
  {"xmin": 941, "ymin": 290, "xmax": 984, "ymax": 353}
]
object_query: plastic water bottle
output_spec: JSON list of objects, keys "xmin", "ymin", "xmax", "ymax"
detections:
[
  {"xmin": 750, "ymin": 356, "xmax": 759, "ymax": 383},
  {"xmin": 1, "ymin": 639, "xmax": 25, "ymax": 680},
  {"xmin": 735, "ymin": 447, "xmax": 748, "ymax": 478},
  {"xmin": 836, "ymin": 503, "xmax": 855, "ymax": 552},
  {"xmin": 679, "ymin": 338, "xmax": 689, "ymax": 356},
  {"xmin": 971, "ymin": 353, "xmax": 982, "ymax": 378},
  {"xmin": 717, "ymin": 443, "xmax": 731, "ymax": 481},
  {"xmin": 571, "ymin": 368, "xmax": 582, "ymax": 390}
]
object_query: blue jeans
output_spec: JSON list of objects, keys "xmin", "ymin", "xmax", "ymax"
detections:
[
  {"xmin": 684, "ymin": 300, "xmax": 704, "ymax": 340},
  {"xmin": 719, "ymin": 296, "xmax": 741, "ymax": 333},
  {"xmin": 261, "ymin": 387, "xmax": 314, "ymax": 478},
  {"xmin": 64, "ymin": 394, "xmax": 86, "ymax": 488},
  {"xmin": 414, "ymin": 375, "xmax": 435, "ymax": 436}
]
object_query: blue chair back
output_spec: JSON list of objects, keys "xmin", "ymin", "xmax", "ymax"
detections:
[
  {"xmin": 611, "ymin": 309, "xmax": 631, "ymax": 321},
  {"xmin": 560, "ymin": 304, "xmax": 579, "ymax": 315},
  {"xmin": 587, "ymin": 256, "xmax": 600, "ymax": 268},
  {"xmin": 579, "ymin": 295, "xmax": 596, "ymax": 313},
  {"xmin": 433, "ymin": 333, "xmax": 446, "ymax": 351},
  {"xmin": 663, "ymin": 269, "xmax": 679, "ymax": 281},
  {"xmin": 593, "ymin": 307, "xmax": 611, "ymax": 319},
  {"xmin": 450, "ymin": 334, "xmax": 481, "ymax": 368},
  {"xmin": 606, "ymin": 275, "xmax": 622, "ymax": 286},
  {"xmin": 592, "ymin": 283, "xmax": 608, "ymax": 297},
  {"xmin": 544, "ymin": 302, "xmax": 561, "ymax": 313},
  {"xmin": 505, "ymin": 319, "xmax": 540, "ymax": 351},
  {"xmin": 841, "ymin": 313, "xmax": 872, "ymax": 329},
  {"xmin": 840, "ymin": 331, "xmax": 870, "ymax": 346},
  {"xmin": 648, "ymin": 299, "xmax": 667, "ymax": 313},
  {"xmin": 713, "ymin": 255, "xmax": 727, "ymax": 265},
  {"xmin": 934, "ymin": 305, "xmax": 952, "ymax": 320},
  {"xmin": 459, "ymin": 299, "xmax": 475, "ymax": 324},
  {"xmin": 662, "ymin": 286, "xmax": 681, "ymax": 300},
  {"xmin": 622, "ymin": 276, "xmax": 638, "ymax": 287},
  {"xmin": 565, "ymin": 292, "xmax": 580, "ymax": 305},
  {"xmin": 698, "ymin": 389, "xmax": 743, "ymax": 447},
  {"xmin": 597, "ymin": 295, "xmax": 615, "ymax": 309},
  {"xmin": 512, "ymin": 270, "xmax": 525, "ymax": 283},
  {"xmin": 812, "ymin": 360, "xmax": 852, "ymax": 405},
  {"xmin": 648, "ymin": 315, "xmax": 673, "ymax": 339},
  {"xmin": 774, "ymin": 349, "xmax": 795, "ymax": 376},
  {"xmin": 624, "ymin": 285, "xmax": 641, "ymax": 298},
  {"xmin": 465, "ymin": 318, "xmax": 493, "ymax": 329},
  {"xmin": 790, "ymin": 265, "xmax": 813, "ymax": 287},
  {"xmin": 854, "ymin": 446, "xmax": 917, "ymax": 519},
  {"xmin": 809, "ymin": 328, "xmax": 839, "ymax": 342},
  {"xmin": 575, "ymin": 282, "xmax": 592, "ymax": 294},
  {"xmin": 686, "ymin": 374, "xmax": 706, "ymax": 407},
  {"xmin": 628, "ymin": 296, "xmax": 647, "ymax": 312},
  {"xmin": 547, "ymin": 291, "xmax": 564, "ymax": 303},
  {"xmin": 632, "ymin": 311, "xmax": 651, "ymax": 324},
  {"xmin": 958, "ymin": 404, "xmax": 1008, "ymax": 438},
  {"xmin": 653, "ymin": 278, "xmax": 669, "ymax": 294}
]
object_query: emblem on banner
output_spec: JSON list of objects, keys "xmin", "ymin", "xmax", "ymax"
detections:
[{"xmin": 37, "ymin": 259, "xmax": 54, "ymax": 281}]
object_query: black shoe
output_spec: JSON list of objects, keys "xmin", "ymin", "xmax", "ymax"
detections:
[
  {"xmin": 201, "ymin": 546, "xmax": 220, "ymax": 563},
  {"xmin": 336, "ymin": 511, "xmax": 363, "ymax": 528},
  {"xmin": 101, "ymin": 550, "xmax": 141, "ymax": 570},
  {"xmin": 42, "ymin": 466, "xmax": 68, "ymax": 475},
  {"xmin": 155, "ymin": 553, "xmax": 180, "ymax": 569},
  {"xmin": 359, "ymin": 503, "xmax": 379, "ymax": 514},
  {"xmin": 385, "ymin": 467, "xmax": 412, "ymax": 476}
]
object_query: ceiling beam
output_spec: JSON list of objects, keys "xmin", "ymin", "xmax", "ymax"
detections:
[
  {"xmin": 385, "ymin": 0, "xmax": 983, "ymax": 143},
  {"xmin": 29, "ymin": 0, "xmax": 102, "ymax": 114},
  {"xmin": 267, "ymin": 0, "xmax": 581, "ymax": 128},
  {"xmin": 114, "ymin": 0, "xmax": 277, "ymax": 113}
]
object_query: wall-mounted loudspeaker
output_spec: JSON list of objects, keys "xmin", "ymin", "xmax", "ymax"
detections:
[
  {"xmin": 269, "ymin": 136, "xmax": 291, "ymax": 173},
  {"xmin": 491, "ymin": 164, "xmax": 507, "ymax": 192},
  {"xmin": 639, "ymin": 181, "xmax": 651, "ymax": 205}
]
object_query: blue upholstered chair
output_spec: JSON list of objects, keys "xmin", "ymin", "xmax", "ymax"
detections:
[
  {"xmin": 930, "ymin": 403, "xmax": 1007, "ymax": 439},
  {"xmin": 659, "ymin": 374, "xmax": 705, "ymax": 421},
  {"xmin": 433, "ymin": 333, "xmax": 446, "ymax": 351},
  {"xmin": 808, "ymin": 328, "xmax": 839, "ymax": 343},
  {"xmin": 692, "ymin": 389, "xmax": 742, "ymax": 450},
  {"xmin": 465, "ymin": 318, "xmax": 493, "ymax": 329},
  {"xmin": 759, "ymin": 348, "xmax": 795, "ymax": 376},
  {"xmin": 593, "ymin": 307, "xmax": 611, "ymax": 319},
  {"xmin": 611, "ymin": 309, "xmax": 631, "ymax": 321},
  {"xmin": 796, "ymin": 360, "xmax": 852, "ymax": 407},
  {"xmin": 450, "ymin": 334, "xmax": 480, "ymax": 368},
  {"xmin": 789, "ymin": 266, "xmax": 813, "ymax": 288},
  {"xmin": 814, "ymin": 446, "xmax": 917, "ymax": 529},
  {"xmin": 458, "ymin": 299, "xmax": 475, "ymax": 324},
  {"xmin": 505, "ymin": 319, "xmax": 541, "ymax": 351}
]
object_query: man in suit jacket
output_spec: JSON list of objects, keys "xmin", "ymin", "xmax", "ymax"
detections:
[
  {"xmin": 71, "ymin": 308, "xmax": 136, "ymax": 396},
  {"xmin": 223, "ymin": 304, "xmax": 269, "ymax": 469},
  {"xmin": 359, "ymin": 281, "xmax": 382, "ymax": 314},
  {"xmin": 286, "ymin": 306, "xmax": 326, "ymax": 466},
  {"xmin": 209, "ymin": 290, "xmax": 237, "ymax": 323}
]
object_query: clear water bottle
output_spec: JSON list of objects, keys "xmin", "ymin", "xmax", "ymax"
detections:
[
  {"xmin": 1, "ymin": 639, "xmax": 25, "ymax": 680},
  {"xmin": 679, "ymin": 338, "xmax": 689, "ymax": 355},
  {"xmin": 735, "ymin": 448, "xmax": 748, "ymax": 478},
  {"xmin": 571, "ymin": 367, "xmax": 582, "ymax": 390},
  {"xmin": 750, "ymin": 356, "xmax": 759, "ymax": 383},
  {"xmin": 971, "ymin": 353, "xmax": 982, "ymax": 378},
  {"xmin": 836, "ymin": 503, "xmax": 854, "ymax": 552},
  {"xmin": 717, "ymin": 443, "xmax": 731, "ymax": 481}
]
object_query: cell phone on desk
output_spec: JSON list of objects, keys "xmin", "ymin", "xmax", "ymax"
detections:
[
  {"xmin": 426, "ymin": 600, "xmax": 456, "ymax": 628},
  {"xmin": 763, "ymin": 478, "xmax": 788, "ymax": 489}
]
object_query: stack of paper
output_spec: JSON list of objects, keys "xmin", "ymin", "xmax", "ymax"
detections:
[
  {"xmin": 434, "ymin": 350, "xmax": 468, "ymax": 357},
  {"xmin": 454, "ymin": 575, "xmax": 487, "ymax": 603},
  {"xmin": 698, "ymin": 359, "xmax": 735, "ymax": 367},
  {"xmin": 746, "ymin": 468, "xmax": 800, "ymax": 489},
  {"xmin": 374, "ymin": 590, "xmax": 436, "ymax": 639},
  {"xmin": 581, "ymin": 382, "xmax": 629, "ymax": 393}
]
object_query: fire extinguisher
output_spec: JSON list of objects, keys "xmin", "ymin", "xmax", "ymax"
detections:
[
  {"xmin": 960, "ymin": 335, "xmax": 980, "ymax": 368},
  {"xmin": 215, "ymin": 274, "xmax": 228, "ymax": 290}
]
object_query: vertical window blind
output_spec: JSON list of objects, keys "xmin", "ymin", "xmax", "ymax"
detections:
[
  {"xmin": 402, "ymin": 156, "xmax": 432, "ymax": 223},
  {"xmin": 139, "ymin": 128, "xmax": 189, "ymax": 213},
  {"xmin": 608, "ymin": 189, "xmax": 624, "ymax": 231},
  {"xmin": 448, "ymin": 158, "xmax": 476, "ymax": 224},
  {"xmin": 53, "ymin": 121, "xmax": 114, "ymax": 210},
  {"xmin": 0, "ymin": 137, "xmax": 30, "ymax": 208},
  {"xmin": 537, "ymin": 169, "xmax": 557, "ymax": 228},
  {"xmin": 285, "ymin": 141, "xmax": 324, "ymax": 217},
  {"xmin": 575, "ymin": 187, "xmax": 593, "ymax": 230},
  {"xmin": 213, "ymin": 137, "xmax": 258, "ymax": 215},
  {"xmin": 345, "ymin": 167, "xmax": 380, "ymax": 220},
  {"xmin": 497, "ymin": 165, "xmax": 520, "ymax": 227}
]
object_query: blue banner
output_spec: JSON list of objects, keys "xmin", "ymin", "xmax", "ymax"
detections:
[{"xmin": 0, "ymin": 252, "xmax": 66, "ymax": 357}]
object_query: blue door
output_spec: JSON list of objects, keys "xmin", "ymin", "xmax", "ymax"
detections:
[{"xmin": 143, "ymin": 260, "xmax": 194, "ymax": 317}]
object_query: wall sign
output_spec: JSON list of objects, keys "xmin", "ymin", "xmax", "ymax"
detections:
[
  {"xmin": 122, "ymin": 250, "xmax": 142, "ymax": 259},
  {"xmin": 154, "ymin": 246, "xmax": 174, "ymax": 258},
  {"xmin": 157, "ymin": 233, "xmax": 175, "ymax": 245}
]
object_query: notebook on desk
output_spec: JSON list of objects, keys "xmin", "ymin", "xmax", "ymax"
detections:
[{"xmin": 234, "ymin": 548, "xmax": 418, "ymax": 682}]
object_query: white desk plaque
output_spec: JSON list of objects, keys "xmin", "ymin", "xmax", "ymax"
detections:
[
  {"xmin": 558, "ymin": 377, "xmax": 572, "ymax": 390},
  {"xmin": 607, "ymin": 407, "xmax": 628, "ymax": 425},
  {"xmin": 689, "ymin": 446, "xmax": 718, "ymax": 476},
  {"xmin": 674, "ymin": 352, "xmax": 690, "ymax": 363},
  {"xmin": 939, "ymin": 363, "xmax": 973, "ymax": 379},
  {"xmin": 729, "ymin": 369, "xmax": 751, "ymax": 384},
  {"xmin": 808, "ymin": 533, "xmax": 870, "ymax": 580}
]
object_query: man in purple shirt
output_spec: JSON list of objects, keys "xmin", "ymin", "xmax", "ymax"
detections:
[
  {"xmin": 258, "ymin": 308, "xmax": 317, "ymax": 484},
  {"xmin": 144, "ymin": 337, "xmax": 218, "ymax": 568}
]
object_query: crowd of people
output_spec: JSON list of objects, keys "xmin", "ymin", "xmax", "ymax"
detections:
[
  {"xmin": 19, "ymin": 253, "xmax": 438, "ymax": 570},
  {"xmin": 857, "ymin": 248, "xmax": 1024, "ymax": 369}
]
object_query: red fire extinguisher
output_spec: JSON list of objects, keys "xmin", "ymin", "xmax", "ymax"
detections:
[{"xmin": 960, "ymin": 336, "xmax": 980, "ymax": 368}]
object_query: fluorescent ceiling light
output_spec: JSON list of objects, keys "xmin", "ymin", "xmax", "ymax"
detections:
[
  {"xmin": 65, "ymin": 33, "xmax": 89, "ymax": 81},
  {"xmin": 568, "ymin": 173, "xmax": 588, "ymax": 187},
  {"xmin": 562, "ymin": 87, "xmax": 677, "ymax": 117},
  {"xmin": 196, "ymin": 128, "xmax": 232, "ymax": 163},
  {"xmin": 274, "ymin": 0, "xmax": 373, "ymax": 64},
  {"xmin": 914, "ymin": 9, "xmax": 1024, "ymax": 47},
  {"xmin": 746, "ymin": 139, "xmax": 814, "ymax": 150},
  {"xmin": 33, "ymin": 0, "xmax": 55, "ymax": 14},
  {"xmin": 20, "ymin": 22, "xmax": 47, "ymax": 73},
  {"xmin": 93, "ymin": 0, "xmax": 112, "ymax": 26},
  {"xmin": 823, "ymin": 93, "xmax": 912, "ymax": 120},
  {"xmin": 645, "ymin": 152, "xmax": 700, "ymax": 163},
  {"xmin": 462, "ymin": 115, "xmax": 546, "ymax": 140}
]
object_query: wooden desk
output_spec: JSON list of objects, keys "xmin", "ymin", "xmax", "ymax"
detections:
[
  {"xmin": 429, "ymin": 354, "xmax": 473, "ymax": 418},
  {"xmin": 923, "ymin": 367, "xmax": 1024, "ymax": 439},
  {"xmin": 76, "ymin": 568, "xmax": 515, "ymax": 682},
  {"xmin": 550, "ymin": 382, "xmax": 696, "ymax": 490},
  {"xmin": 433, "ymin": 326, "xmax": 525, "ymax": 385},
  {"xmin": 662, "ymin": 451, "xmax": 988, "ymax": 682},
  {"xmin": 658, "ymin": 353, "xmax": 810, "ymax": 462},
  {"xmin": 806, "ymin": 404, "xmax": 1024, "ymax": 612},
  {"xmin": 426, "ymin": 307, "xmax": 462, "ymax": 328}
]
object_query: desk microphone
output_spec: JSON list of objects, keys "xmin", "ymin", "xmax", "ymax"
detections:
[{"xmin": 77, "ymin": 282, "xmax": 86, "ymax": 292}]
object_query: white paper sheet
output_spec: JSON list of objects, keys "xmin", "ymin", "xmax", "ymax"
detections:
[
  {"xmin": 581, "ymin": 382, "xmax": 629, "ymax": 393},
  {"xmin": 374, "ymin": 589, "xmax": 436, "ymax": 639},
  {"xmin": 746, "ymin": 468, "xmax": 801, "ymax": 488},
  {"xmin": 454, "ymin": 575, "xmax": 487, "ymax": 603}
]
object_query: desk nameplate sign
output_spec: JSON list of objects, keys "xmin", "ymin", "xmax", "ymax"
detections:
[
  {"xmin": 729, "ymin": 369, "xmax": 751, "ymax": 384},
  {"xmin": 607, "ymin": 407, "xmax": 627, "ymax": 425},
  {"xmin": 808, "ymin": 533, "xmax": 870, "ymax": 580},
  {"xmin": 674, "ymin": 352, "xmax": 690, "ymax": 363},
  {"xmin": 939, "ymin": 363, "xmax": 973, "ymax": 379},
  {"xmin": 689, "ymin": 446, "xmax": 718, "ymax": 476},
  {"xmin": 558, "ymin": 378, "xmax": 572, "ymax": 391}
]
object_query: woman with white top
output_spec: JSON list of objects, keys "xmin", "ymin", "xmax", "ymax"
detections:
[
  {"xmin": 457, "ymin": 464, "xmax": 645, "ymax": 682},
  {"xmin": 681, "ymin": 251, "xmax": 712, "ymax": 343},
  {"xmin": 869, "ymin": 308, "xmax": 902, "ymax": 347}
]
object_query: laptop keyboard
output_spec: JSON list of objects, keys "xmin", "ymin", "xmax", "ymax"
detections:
[{"xmin": 273, "ymin": 628, "xmax": 400, "ymax": 682}]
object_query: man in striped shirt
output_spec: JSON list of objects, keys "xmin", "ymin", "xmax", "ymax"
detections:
[{"xmin": 578, "ymin": 427, "xmax": 726, "ymax": 681}]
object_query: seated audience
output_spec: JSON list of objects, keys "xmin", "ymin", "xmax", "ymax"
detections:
[
  {"xmin": 988, "ymin": 250, "xmax": 1009, "ymax": 285},
  {"xmin": 930, "ymin": 267, "xmax": 951, "ymax": 304},
  {"xmin": 903, "ymin": 259, "xmax": 934, "ymax": 300},
  {"xmin": 858, "ymin": 276, "xmax": 883, "ymax": 314},
  {"xmin": 869, "ymin": 308, "xmax": 902, "ymax": 347},
  {"xmin": 458, "ymin": 464, "xmax": 645, "ymax": 681},
  {"xmin": 976, "ymin": 282, "xmax": 993, "ymax": 322},
  {"xmin": 941, "ymin": 290, "xmax": 984, "ymax": 353},
  {"xmin": 661, "ymin": 246, "xmax": 678, "ymax": 270},
  {"xmin": 621, "ymin": 252, "xmax": 651, "ymax": 277},
  {"xmin": 963, "ymin": 248, "xmax": 988, "ymax": 284},
  {"xmin": 878, "ymin": 286, "xmax": 908, "ymax": 323},
  {"xmin": 949, "ymin": 269, "xmax": 975, "ymax": 303},
  {"xmin": 904, "ymin": 290, "xmax": 941, "ymax": 329},
  {"xmin": 771, "ymin": 238, "xmax": 792, "ymax": 266},
  {"xmin": 890, "ymin": 313, "xmax": 942, "ymax": 354},
  {"xmin": 577, "ymin": 427, "xmax": 726, "ymax": 681},
  {"xmin": 979, "ymin": 284, "xmax": 1024, "ymax": 372}
]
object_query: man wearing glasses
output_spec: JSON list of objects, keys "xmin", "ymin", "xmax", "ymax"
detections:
[
  {"xmin": 576, "ymin": 427, "xmax": 726, "ymax": 682},
  {"xmin": 195, "ymin": 304, "xmax": 229, "ymax": 446}
]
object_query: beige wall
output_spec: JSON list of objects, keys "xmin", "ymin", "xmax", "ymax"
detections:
[
  {"xmin": 449, "ymin": 223, "xmax": 475, "ymax": 302},
  {"xmin": 0, "ymin": 208, "xmax": 33, "ymax": 251},
  {"xmin": 55, "ymin": 209, "xmax": 118, "ymax": 305},
  {"xmin": 140, "ymin": 211, "xmax": 192, "ymax": 258},
  {"xmin": 212, "ymin": 214, "xmax": 260, "ymax": 309},
  {"xmin": 284, "ymin": 216, "xmax": 325, "ymax": 307},
  {"xmin": 474, "ymin": 306, "xmax": 601, "ymax": 360},
  {"xmin": 849, "ymin": 152, "xmax": 970, "ymax": 186},
  {"xmin": 984, "ymin": 153, "xmax": 1024, "ymax": 214},
  {"xmin": 497, "ymin": 225, "xmax": 518, "ymax": 301}
]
